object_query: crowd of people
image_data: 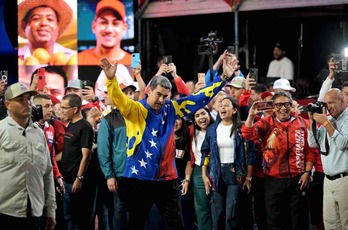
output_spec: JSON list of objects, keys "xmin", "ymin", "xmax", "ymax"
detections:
[
  {"xmin": 1, "ymin": 44, "xmax": 348, "ymax": 230},
  {"xmin": 2, "ymin": 0, "xmax": 348, "ymax": 230}
]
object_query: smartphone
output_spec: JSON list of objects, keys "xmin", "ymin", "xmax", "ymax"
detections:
[
  {"xmin": 131, "ymin": 53, "xmax": 140, "ymax": 69},
  {"xmin": 257, "ymin": 100, "xmax": 274, "ymax": 111},
  {"xmin": 163, "ymin": 55, "xmax": 172, "ymax": 64},
  {"xmin": 1, "ymin": 71, "xmax": 8, "ymax": 85},
  {"xmin": 37, "ymin": 68, "xmax": 46, "ymax": 91},
  {"xmin": 198, "ymin": 73, "xmax": 206, "ymax": 85},
  {"xmin": 82, "ymin": 80, "xmax": 89, "ymax": 90},
  {"xmin": 249, "ymin": 68, "xmax": 258, "ymax": 83},
  {"xmin": 226, "ymin": 46, "xmax": 235, "ymax": 54}
]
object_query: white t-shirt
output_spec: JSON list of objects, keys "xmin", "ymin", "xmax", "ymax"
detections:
[
  {"xmin": 266, "ymin": 57, "xmax": 294, "ymax": 80},
  {"xmin": 217, "ymin": 123, "xmax": 234, "ymax": 164},
  {"xmin": 192, "ymin": 130, "xmax": 206, "ymax": 166}
]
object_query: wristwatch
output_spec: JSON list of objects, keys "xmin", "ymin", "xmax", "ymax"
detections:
[
  {"xmin": 76, "ymin": 176, "xmax": 84, "ymax": 181},
  {"xmin": 304, "ymin": 170, "xmax": 312, "ymax": 176},
  {"xmin": 246, "ymin": 177, "xmax": 252, "ymax": 182}
]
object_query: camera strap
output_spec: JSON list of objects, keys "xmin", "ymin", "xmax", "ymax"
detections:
[{"xmin": 312, "ymin": 121, "xmax": 329, "ymax": 155}]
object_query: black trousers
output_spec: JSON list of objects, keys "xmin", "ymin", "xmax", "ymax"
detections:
[
  {"xmin": 123, "ymin": 178, "xmax": 184, "ymax": 230},
  {"xmin": 264, "ymin": 174, "xmax": 309, "ymax": 230},
  {"xmin": 0, "ymin": 197, "xmax": 41, "ymax": 230}
]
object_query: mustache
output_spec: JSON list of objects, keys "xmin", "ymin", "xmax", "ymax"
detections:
[{"xmin": 155, "ymin": 102, "xmax": 163, "ymax": 106}]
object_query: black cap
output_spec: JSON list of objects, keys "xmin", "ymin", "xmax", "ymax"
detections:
[{"xmin": 274, "ymin": 42, "xmax": 285, "ymax": 50}]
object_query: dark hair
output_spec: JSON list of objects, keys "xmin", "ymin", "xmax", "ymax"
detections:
[
  {"xmin": 81, "ymin": 108, "xmax": 91, "ymax": 119},
  {"xmin": 342, "ymin": 81, "xmax": 348, "ymax": 89},
  {"xmin": 221, "ymin": 96, "xmax": 242, "ymax": 137},
  {"xmin": 327, "ymin": 53, "xmax": 334, "ymax": 63},
  {"xmin": 149, "ymin": 75, "xmax": 172, "ymax": 91},
  {"xmin": 30, "ymin": 65, "xmax": 68, "ymax": 87},
  {"xmin": 191, "ymin": 106, "xmax": 215, "ymax": 147},
  {"xmin": 251, "ymin": 84, "xmax": 267, "ymax": 94},
  {"xmin": 33, "ymin": 93, "xmax": 52, "ymax": 105},
  {"xmin": 33, "ymin": 93, "xmax": 51, "ymax": 101},
  {"xmin": 62, "ymin": 93, "xmax": 82, "ymax": 110},
  {"xmin": 175, "ymin": 117, "xmax": 189, "ymax": 154}
]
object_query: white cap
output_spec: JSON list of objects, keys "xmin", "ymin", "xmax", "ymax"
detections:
[
  {"xmin": 273, "ymin": 78, "xmax": 296, "ymax": 92},
  {"xmin": 133, "ymin": 82, "xmax": 140, "ymax": 92}
]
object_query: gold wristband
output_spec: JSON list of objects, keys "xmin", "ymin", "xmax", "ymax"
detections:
[{"xmin": 322, "ymin": 120, "xmax": 330, "ymax": 127}]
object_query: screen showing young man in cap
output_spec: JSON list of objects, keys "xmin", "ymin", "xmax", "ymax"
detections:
[{"xmin": 77, "ymin": 0, "xmax": 131, "ymax": 66}]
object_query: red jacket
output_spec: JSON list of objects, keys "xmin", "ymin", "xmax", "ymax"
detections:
[
  {"xmin": 49, "ymin": 118, "xmax": 66, "ymax": 154},
  {"xmin": 241, "ymin": 115, "xmax": 316, "ymax": 178},
  {"xmin": 41, "ymin": 122, "xmax": 62, "ymax": 180}
]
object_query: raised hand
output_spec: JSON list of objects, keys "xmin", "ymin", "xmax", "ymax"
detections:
[{"xmin": 99, "ymin": 58, "xmax": 117, "ymax": 80}]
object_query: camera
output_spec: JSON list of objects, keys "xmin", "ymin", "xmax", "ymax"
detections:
[
  {"xmin": 198, "ymin": 31, "xmax": 223, "ymax": 55},
  {"xmin": 307, "ymin": 101, "xmax": 327, "ymax": 113},
  {"xmin": 31, "ymin": 105, "xmax": 43, "ymax": 122},
  {"xmin": 332, "ymin": 53, "xmax": 348, "ymax": 73}
]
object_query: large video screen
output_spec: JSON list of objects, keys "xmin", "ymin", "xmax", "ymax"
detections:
[{"xmin": 0, "ymin": 0, "xmax": 135, "ymax": 100}]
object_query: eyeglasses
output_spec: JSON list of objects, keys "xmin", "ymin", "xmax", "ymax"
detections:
[
  {"xmin": 274, "ymin": 102, "xmax": 292, "ymax": 109},
  {"xmin": 60, "ymin": 106, "xmax": 73, "ymax": 110}
]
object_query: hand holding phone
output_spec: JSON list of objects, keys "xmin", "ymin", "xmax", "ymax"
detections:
[
  {"xmin": 249, "ymin": 68, "xmax": 258, "ymax": 83},
  {"xmin": 37, "ymin": 68, "xmax": 46, "ymax": 91},
  {"xmin": 226, "ymin": 46, "xmax": 235, "ymax": 54},
  {"xmin": 257, "ymin": 100, "xmax": 273, "ymax": 111},
  {"xmin": 131, "ymin": 53, "xmax": 140, "ymax": 69},
  {"xmin": 1, "ymin": 71, "xmax": 8, "ymax": 85},
  {"xmin": 163, "ymin": 55, "xmax": 172, "ymax": 64}
]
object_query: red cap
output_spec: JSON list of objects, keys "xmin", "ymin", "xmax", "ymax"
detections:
[
  {"xmin": 95, "ymin": 0, "xmax": 126, "ymax": 21},
  {"xmin": 260, "ymin": 91, "xmax": 274, "ymax": 100}
]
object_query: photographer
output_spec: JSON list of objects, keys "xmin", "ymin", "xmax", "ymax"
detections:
[
  {"xmin": 145, "ymin": 57, "xmax": 190, "ymax": 99},
  {"xmin": 242, "ymin": 91, "xmax": 315, "ymax": 230},
  {"xmin": 307, "ymin": 88, "xmax": 348, "ymax": 230}
]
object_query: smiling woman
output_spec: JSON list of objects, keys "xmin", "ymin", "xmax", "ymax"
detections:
[{"xmin": 200, "ymin": 96, "xmax": 255, "ymax": 229}]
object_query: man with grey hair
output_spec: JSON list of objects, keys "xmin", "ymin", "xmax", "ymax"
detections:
[
  {"xmin": 308, "ymin": 88, "xmax": 348, "ymax": 229},
  {"xmin": 242, "ymin": 90, "xmax": 315, "ymax": 230},
  {"xmin": 0, "ymin": 82, "xmax": 56, "ymax": 229},
  {"xmin": 100, "ymin": 57, "xmax": 234, "ymax": 229}
]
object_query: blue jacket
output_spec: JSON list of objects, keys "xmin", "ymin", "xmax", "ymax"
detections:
[
  {"xmin": 106, "ymin": 76, "xmax": 225, "ymax": 181},
  {"xmin": 201, "ymin": 118, "xmax": 256, "ymax": 191}
]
